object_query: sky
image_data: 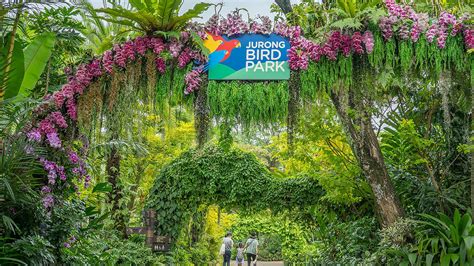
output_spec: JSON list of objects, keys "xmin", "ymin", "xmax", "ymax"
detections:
[{"xmin": 88, "ymin": 0, "xmax": 302, "ymax": 21}]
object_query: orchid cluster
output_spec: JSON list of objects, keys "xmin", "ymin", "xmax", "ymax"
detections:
[
  {"xmin": 184, "ymin": 69, "xmax": 203, "ymax": 94},
  {"xmin": 250, "ymin": 16, "xmax": 273, "ymax": 35},
  {"xmin": 380, "ymin": 0, "xmax": 471, "ymax": 49},
  {"xmin": 219, "ymin": 10, "xmax": 249, "ymax": 36},
  {"xmin": 283, "ymin": 27, "xmax": 375, "ymax": 70}
]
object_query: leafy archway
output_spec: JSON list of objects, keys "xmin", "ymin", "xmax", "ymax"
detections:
[{"xmin": 145, "ymin": 145, "xmax": 324, "ymax": 241}]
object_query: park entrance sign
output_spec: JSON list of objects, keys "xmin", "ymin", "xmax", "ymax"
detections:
[{"xmin": 204, "ymin": 33, "xmax": 290, "ymax": 80}]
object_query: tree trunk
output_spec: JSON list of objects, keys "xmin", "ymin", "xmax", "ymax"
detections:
[
  {"xmin": 106, "ymin": 135, "xmax": 126, "ymax": 236},
  {"xmin": 440, "ymin": 71, "xmax": 452, "ymax": 146},
  {"xmin": 275, "ymin": 0, "xmax": 293, "ymax": 14},
  {"xmin": 194, "ymin": 75, "xmax": 209, "ymax": 148},
  {"xmin": 1, "ymin": 1, "xmax": 22, "ymax": 101},
  {"xmin": 330, "ymin": 56, "xmax": 405, "ymax": 227},
  {"xmin": 189, "ymin": 210, "xmax": 206, "ymax": 247},
  {"xmin": 127, "ymin": 162, "xmax": 144, "ymax": 213},
  {"xmin": 274, "ymin": 0, "xmax": 301, "ymax": 154},
  {"xmin": 287, "ymin": 71, "xmax": 301, "ymax": 154},
  {"xmin": 330, "ymin": 86, "xmax": 404, "ymax": 227}
]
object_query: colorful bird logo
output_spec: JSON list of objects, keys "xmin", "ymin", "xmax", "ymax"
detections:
[{"xmin": 203, "ymin": 32, "xmax": 241, "ymax": 71}]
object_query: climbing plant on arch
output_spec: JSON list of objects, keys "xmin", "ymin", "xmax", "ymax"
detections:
[
  {"xmin": 145, "ymin": 145, "xmax": 324, "ymax": 241},
  {"xmin": 24, "ymin": 0, "xmax": 473, "ymax": 230}
]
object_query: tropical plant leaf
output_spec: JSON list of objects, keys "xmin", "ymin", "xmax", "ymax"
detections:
[
  {"xmin": 96, "ymin": 7, "xmax": 149, "ymax": 31},
  {"xmin": 190, "ymin": 31, "xmax": 209, "ymax": 56},
  {"xmin": 18, "ymin": 32, "xmax": 56, "ymax": 97},
  {"xmin": 1, "ymin": 35, "xmax": 24, "ymax": 99},
  {"xmin": 129, "ymin": 0, "xmax": 146, "ymax": 10},
  {"xmin": 426, "ymin": 254, "xmax": 434, "ymax": 266},
  {"xmin": 408, "ymin": 253, "xmax": 417, "ymax": 265},
  {"xmin": 169, "ymin": 2, "xmax": 211, "ymax": 30},
  {"xmin": 0, "ymin": 257, "xmax": 27, "ymax": 265},
  {"xmin": 92, "ymin": 182, "xmax": 113, "ymax": 193},
  {"xmin": 157, "ymin": 0, "xmax": 182, "ymax": 28},
  {"xmin": 330, "ymin": 17, "xmax": 362, "ymax": 29},
  {"xmin": 464, "ymin": 236, "xmax": 474, "ymax": 250}
]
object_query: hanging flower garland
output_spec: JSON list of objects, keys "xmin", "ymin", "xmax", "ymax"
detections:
[
  {"xmin": 184, "ymin": 0, "xmax": 472, "ymax": 94},
  {"xmin": 184, "ymin": 11, "xmax": 376, "ymax": 94},
  {"xmin": 26, "ymin": 34, "xmax": 204, "ymax": 210}
]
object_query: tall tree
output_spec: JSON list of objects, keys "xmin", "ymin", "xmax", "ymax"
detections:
[
  {"xmin": 275, "ymin": 0, "xmax": 302, "ymax": 154},
  {"xmin": 276, "ymin": 0, "xmax": 405, "ymax": 226},
  {"xmin": 330, "ymin": 58, "xmax": 404, "ymax": 227}
]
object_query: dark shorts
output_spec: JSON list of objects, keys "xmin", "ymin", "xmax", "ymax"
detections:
[{"xmin": 247, "ymin": 253, "xmax": 257, "ymax": 265}]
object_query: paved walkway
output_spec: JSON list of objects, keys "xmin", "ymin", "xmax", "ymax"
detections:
[{"xmin": 230, "ymin": 262, "xmax": 284, "ymax": 266}]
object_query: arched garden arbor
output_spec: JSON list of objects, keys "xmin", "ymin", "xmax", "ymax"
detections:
[
  {"xmin": 145, "ymin": 145, "xmax": 324, "ymax": 242},
  {"xmin": 25, "ymin": 0, "xmax": 473, "ymax": 233}
]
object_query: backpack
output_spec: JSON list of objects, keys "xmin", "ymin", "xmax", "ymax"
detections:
[{"xmin": 236, "ymin": 248, "xmax": 244, "ymax": 261}]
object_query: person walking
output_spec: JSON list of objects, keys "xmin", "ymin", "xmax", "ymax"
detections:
[
  {"xmin": 244, "ymin": 232, "xmax": 259, "ymax": 266},
  {"xmin": 236, "ymin": 242, "xmax": 245, "ymax": 266},
  {"xmin": 222, "ymin": 232, "xmax": 233, "ymax": 266}
]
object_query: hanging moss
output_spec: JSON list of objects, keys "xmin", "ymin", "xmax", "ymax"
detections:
[
  {"xmin": 414, "ymin": 37, "xmax": 428, "ymax": 70},
  {"xmin": 77, "ymin": 80, "xmax": 102, "ymax": 133},
  {"xmin": 368, "ymin": 30, "xmax": 385, "ymax": 69},
  {"xmin": 384, "ymin": 39, "xmax": 396, "ymax": 69},
  {"xmin": 287, "ymin": 71, "xmax": 301, "ymax": 153},
  {"xmin": 399, "ymin": 41, "xmax": 413, "ymax": 72},
  {"xmin": 145, "ymin": 53, "xmax": 157, "ymax": 104},
  {"xmin": 207, "ymin": 80, "xmax": 289, "ymax": 128},
  {"xmin": 300, "ymin": 63, "xmax": 317, "ymax": 100},
  {"xmin": 443, "ymin": 35, "xmax": 466, "ymax": 73},
  {"xmin": 155, "ymin": 64, "xmax": 194, "ymax": 124},
  {"xmin": 195, "ymin": 75, "xmax": 209, "ymax": 147},
  {"xmin": 300, "ymin": 56, "xmax": 352, "ymax": 100}
]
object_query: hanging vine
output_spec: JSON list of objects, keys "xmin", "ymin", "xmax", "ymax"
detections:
[
  {"xmin": 194, "ymin": 74, "xmax": 209, "ymax": 147},
  {"xmin": 287, "ymin": 71, "xmax": 301, "ymax": 153},
  {"xmin": 207, "ymin": 80, "xmax": 289, "ymax": 128}
]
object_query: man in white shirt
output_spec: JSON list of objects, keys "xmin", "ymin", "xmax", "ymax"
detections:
[{"xmin": 244, "ymin": 232, "xmax": 259, "ymax": 266}]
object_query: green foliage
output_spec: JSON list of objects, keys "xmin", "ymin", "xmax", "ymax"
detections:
[
  {"xmin": 310, "ymin": 216, "xmax": 380, "ymax": 264},
  {"xmin": 96, "ymin": 0, "xmax": 211, "ymax": 34},
  {"xmin": 1, "ymin": 35, "xmax": 24, "ymax": 99},
  {"xmin": 24, "ymin": 5, "xmax": 86, "ymax": 95},
  {"xmin": 208, "ymin": 81, "xmax": 289, "ymax": 128},
  {"xmin": 230, "ymin": 213, "xmax": 307, "ymax": 261},
  {"xmin": 330, "ymin": 0, "xmax": 383, "ymax": 30},
  {"xmin": 10, "ymin": 235, "xmax": 56, "ymax": 265},
  {"xmin": 62, "ymin": 230, "xmax": 166, "ymax": 265},
  {"xmin": 0, "ymin": 98, "xmax": 45, "ymax": 237},
  {"xmin": 363, "ymin": 218, "xmax": 415, "ymax": 265},
  {"xmin": 76, "ymin": 0, "xmax": 130, "ymax": 55},
  {"xmin": 400, "ymin": 210, "xmax": 474, "ymax": 265},
  {"xmin": 381, "ymin": 119, "xmax": 431, "ymax": 170},
  {"xmin": 146, "ymin": 145, "xmax": 324, "ymax": 242},
  {"xmin": 18, "ymin": 32, "xmax": 56, "ymax": 97}
]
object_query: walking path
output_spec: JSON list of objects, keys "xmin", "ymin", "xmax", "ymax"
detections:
[{"xmin": 231, "ymin": 262, "xmax": 284, "ymax": 266}]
